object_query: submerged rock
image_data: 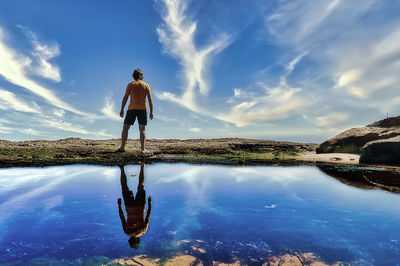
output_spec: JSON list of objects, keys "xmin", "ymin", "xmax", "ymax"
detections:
[{"xmin": 317, "ymin": 115, "xmax": 400, "ymax": 165}]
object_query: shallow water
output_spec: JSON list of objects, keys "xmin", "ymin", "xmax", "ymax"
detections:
[{"xmin": 0, "ymin": 163, "xmax": 400, "ymax": 265}]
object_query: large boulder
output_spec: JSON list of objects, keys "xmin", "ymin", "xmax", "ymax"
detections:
[
  {"xmin": 360, "ymin": 136, "xmax": 400, "ymax": 165},
  {"xmin": 317, "ymin": 115, "xmax": 400, "ymax": 165}
]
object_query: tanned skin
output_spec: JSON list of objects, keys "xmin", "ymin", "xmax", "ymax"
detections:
[{"xmin": 118, "ymin": 82, "xmax": 153, "ymax": 153}]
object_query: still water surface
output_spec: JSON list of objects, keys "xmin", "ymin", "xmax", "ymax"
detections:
[{"xmin": 0, "ymin": 163, "xmax": 400, "ymax": 265}]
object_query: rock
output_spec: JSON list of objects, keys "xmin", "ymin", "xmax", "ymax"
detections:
[
  {"xmin": 360, "ymin": 136, "xmax": 400, "ymax": 165},
  {"xmin": 317, "ymin": 115, "xmax": 400, "ymax": 165},
  {"xmin": 318, "ymin": 165, "xmax": 400, "ymax": 193}
]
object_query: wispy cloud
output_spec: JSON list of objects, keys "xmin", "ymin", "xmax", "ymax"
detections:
[
  {"xmin": 218, "ymin": 51, "xmax": 312, "ymax": 127},
  {"xmin": 101, "ymin": 96, "xmax": 121, "ymax": 121},
  {"xmin": 218, "ymin": 81, "xmax": 310, "ymax": 127},
  {"xmin": 52, "ymin": 108, "xmax": 65, "ymax": 118},
  {"xmin": 155, "ymin": 1, "xmax": 314, "ymax": 129},
  {"xmin": 0, "ymin": 88, "xmax": 40, "ymax": 113},
  {"xmin": 266, "ymin": 0, "xmax": 375, "ymax": 48},
  {"xmin": 0, "ymin": 26, "xmax": 115, "ymax": 139},
  {"xmin": 156, "ymin": 0, "xmax": 230, "ymax": 112},
  {"xmin": 262, "ymin": 0, "xmax": 400, "ymax": 130},
  {"xmin": 0, "ymin": 26, "xmax": 87, "ymax": 115},
  {"xmin": 0, "ymin": 123, "xmax": 13, "ymax": 134},
  {"xmin": 188, "ymin": 127, "xmax": 201, "ymax": 133},
  {"xmin": 42, "ymin": 119, "xmax": 112, "ymax": 137},
  {"xmin": 316, "ymin": 112, "xmax": 350, "ymax": 133},
  {"xmin": 333, "ymin": 26, "xmax": 400, "ymax": 111},
  {"xmin": 18, "ymin": 26, "xmax": 62, "ymax": 82},
  {"xmin": 20, "ymin": 128, "xmax": 42, "ymax": 136}
]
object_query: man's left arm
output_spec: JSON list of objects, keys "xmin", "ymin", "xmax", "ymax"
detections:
[
  {"xmin": 118, "ymin": 198, "xmax": 128, "ymax": 230},
  {"xmin": 147, "ymin": 87, "xmax": 153, "ymax": 120}
]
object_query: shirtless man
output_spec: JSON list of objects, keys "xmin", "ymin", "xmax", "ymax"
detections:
[{"xmin": 116, "ymin": 68, "xmax": 153, "ymax": 153}]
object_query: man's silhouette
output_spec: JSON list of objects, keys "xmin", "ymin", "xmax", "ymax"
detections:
[
  {"xmin": 116, "ymin": 68, "xmax": 154, "ymax": 154},
  {"xmin": 118, "ymin": 165, "xmax": 152, "ymax": 249}
]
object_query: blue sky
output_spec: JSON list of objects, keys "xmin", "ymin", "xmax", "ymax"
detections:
[{"xmin": 0, "ymin": 0, "xmax": 399, "ymax": 142}]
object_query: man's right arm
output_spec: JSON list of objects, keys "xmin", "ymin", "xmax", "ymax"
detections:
[
  {"xmin": 145, "ymin": 196, "xmax": 152, "ymax": 225},
  {"xmin": 120, "ymin": 92, "xmax": 129, "ymax": 118}
]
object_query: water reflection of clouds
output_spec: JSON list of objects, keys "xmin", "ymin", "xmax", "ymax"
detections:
[
  {"xmin": 153, "ymin": 165, "xmax": 321, "ymax": 216},
  {"xmin": 155, "ymin": 164, "xmax": 320, "ymax": 185},
  {"xmin": 153, "ymin": 164, "xmax": 385, "ymax": 209},
  {"xmin": 42, "ymin": 195, "xmax": 64, "ymax": 210},
  {"xmin": 157, "ymin": 167, "xmax": 213, "ymax": 207},
  {"xmin": 0, "ymin": 167, "xmax": 69, "ymax": 193},
  {"xmin": 228, "ymin": 166, "xmax": 318, "ymax": 185},
  {"xmin": 154, "ymin": 166, "xmax": 215, "ymax": 237},
  {"xmin": 0, "ymin": 166, "xmax": 117, "ymax": 224}
]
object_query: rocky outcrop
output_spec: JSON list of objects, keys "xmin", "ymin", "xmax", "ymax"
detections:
[
  {"xmin": 317, "ymin": 116, "xmax": 400, "ymax": 165},
  {"xmin": 360, "ymin": 136, "xmax": 400, "ymax": 164}
]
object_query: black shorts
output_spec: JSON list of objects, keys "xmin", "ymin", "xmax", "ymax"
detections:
[
  {"xmin": 124, "ymin": 109, "xmax": 147, "ymax": 126},
  {"xmin": 122, "ymin": 189, "xmax": 146, "ymax": 207}
]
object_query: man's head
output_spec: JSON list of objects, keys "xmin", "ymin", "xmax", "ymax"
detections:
[
  {"xmin": 128, "ymin": 237, "xmax": 141, "ymax": 249},
  {"xmin": 133, "ymin": 68, "xmax": 144, "ymax": 81}
]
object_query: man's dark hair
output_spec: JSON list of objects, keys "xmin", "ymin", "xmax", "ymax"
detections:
[
  {"xmin": 133, "ymin": 68, "xmax": 144, "ymax": 81},
  {"xmin": 128, "ymin": 237, "xmax": 140, "ymax": 249}
]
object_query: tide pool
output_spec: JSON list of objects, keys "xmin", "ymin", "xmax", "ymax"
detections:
[{"xmin": 0, "ymin": 164, "xmax": 399, "ymax": 265}]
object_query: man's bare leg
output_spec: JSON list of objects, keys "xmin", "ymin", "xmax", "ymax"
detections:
[
  {"xmin": 119, "ymin": 165, "xmax": 129, "ymax": 192},
  {"xmin": 138, "ymin": 164, "xmax": 145, "ymax": 189},
  {"xmin": 139, "ymin": 124, "xmax": 147, "ymax": 153},
  {"xmin": 117, "ymin": 124, "xmax": 130, "ymax": 151}
]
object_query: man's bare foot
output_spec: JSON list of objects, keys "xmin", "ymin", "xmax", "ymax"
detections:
[
  {"xmin": 141, "ymin": 149, "xmax": 150, "ymax": 154},
  {"xmin": 115, "ymin": 147, "xmax": 125, "ymax": 153}
]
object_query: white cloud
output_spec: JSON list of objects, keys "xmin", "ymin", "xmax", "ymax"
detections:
[
  {"xmin": 20, "ymin": 128, "xmax": 42, "ymax": 135},
  {"xmin": 263, "ymin": 0, "xmax": 400, "ymax": 130},
  {"xmin": 0, "ymin": 88, "xmax": 40, "ymax": 113},
  {"xmin": 156, "ymin": 0, "xmax": 230, "ymax": 112},
  {"xmin": 0, "ymin": 123, "xmax": 13, "ymax": 134},
  {"xmin": 333, "ymin": 26, "xmax": 400, "ymax": 109},
  {"xmin": 0, "ymin": 26, "xmax": 110, "ymax": 139},
  {"xmin": 218, "ymin": 52, "xmax": 312, "ymax": 127},
  {"xmin": 286, "ymin": 51, "xmax": 308, "ymax": 74},
  {"xmin": 42, "ymin": 119, "xmax": 112, "ymax": 137},
  {"xmin": 266, "ymin": 0, "xmax": 375, "ymax": 47},
  {"xmin": 155, "ymin": 1, "xmax": 314, "ymax": 129},
  {"xmin": 316, "ymin": 112, "xmax": 350, "ymax": 132},
  {"xmin": 26, "ymin": 29, "xmax": 61, "ymax": 82},
  {"xmin": 337, "ymin": 69, "xmax": 362, "ymax": 87},
  {"xmin": 101, "ymin": 96, "xmax": 121, "ymax": 121},
  {"xmin": 0, "ymin": 26, "xmax": 88, "ymax": 116},
  {"xmin": 218, "ymin": 83, "xmax": 310, "ymax": 127},
  {"xmin": 189, "ymin": 127, "xmax": 201, "ymax": 133},
  {"xmin": 233, "ymin": 88, "xmax": 243, "ymax": 97},
  {"xmin": 53, "ymin": 108, "xmax": 65, "ymax": 118}
]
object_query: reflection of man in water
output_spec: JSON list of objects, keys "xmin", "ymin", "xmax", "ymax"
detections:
[{"xmin": 118, "ymin": 165, "xmax": 152, "ymax": 249}]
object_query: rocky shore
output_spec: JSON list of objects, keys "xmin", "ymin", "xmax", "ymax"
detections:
[
  {"xmin": 0, "ymin": 134, "xmax": 397, "ymax": 168},
  {"xmin": 0, "ymin": 137, "xmax": 320, "ymax": 167}
]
